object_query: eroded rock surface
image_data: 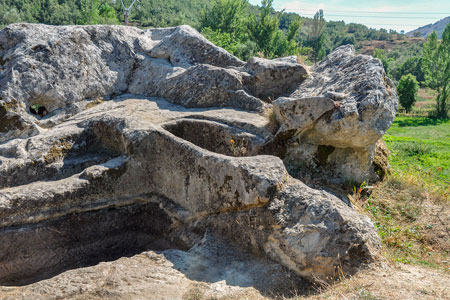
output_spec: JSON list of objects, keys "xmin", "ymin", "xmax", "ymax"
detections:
[
  {"xmin": 273, "ymin": 45, "xmax": 397, "ymax": 182},
  {"xmin": 0, "ymin": 23, "xmax": 397, "ymax": 291},
  {"xmin": 0, "ymin": 23, "xmax": 308, "ymax": 143}
]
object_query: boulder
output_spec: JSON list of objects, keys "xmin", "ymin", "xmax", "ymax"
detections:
[
  {"xmin": 0, "ymin": 23, "xmax": 308, "ymax": 143},
  {"xmin": 273, "ymin": 45, "xmax": 397, "ymax": 182},
  {"xmin": 0, "ymin": 24, "xmax": 396, "ymax": 287}
]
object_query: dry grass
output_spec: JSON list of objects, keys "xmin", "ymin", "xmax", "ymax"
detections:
[
  {"xmin": 85, "ymin": 97, "xmax": 106, "ymax": 110},
  {"xmin": 349, "ymin": 173, "xmax": 450, "ymax": 271},
  {"xmin": 283, "ymin": 263, "xmax": 450, "ymax": 300},
  {"xmin": 263, "ymin": 107, "xmax": 280, "ymax": 134},
  {"xmin": 417, "ymin": 88, "xmax": 436, "ymax": 100}
]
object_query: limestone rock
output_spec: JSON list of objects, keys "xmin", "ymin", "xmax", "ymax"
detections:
[
  {"xmin": 0, "ymin": 233, "xmax": 307, "ymax": 299},
  {"xmin": 273, "ymin": 45, "xmax": 397, "ymax": 182},
  {"xmin": 243, "ymin": 56, "xmax": 309, "ymax": 100},
  {"xmin": 0, "ymin": 23, "xmax": 308, "ymax": 143},
  {"xmin": 0, "ymin": 24, "xmax": 396, "ymax": 289},
  {"xmin": 0, "ymin": 97, "xmax": 380, "ymax": 284}
]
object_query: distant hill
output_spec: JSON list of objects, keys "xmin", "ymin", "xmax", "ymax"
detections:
[{"xmin": 407, "ymin": 16, "xmax": 450, "ymax": 38}]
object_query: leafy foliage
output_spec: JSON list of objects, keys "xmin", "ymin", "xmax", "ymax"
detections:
[
  {"xmin": 305, "ymin": 9, "xmax": 326, "ymax": 63},
  {"xmin": 0, "ymin": 0, "xmax": 211, "ymax": 27},
  {"xmin": 200, "ymin": 0, "xmax": 246, "ymax": 35},
  {"xmin": 397, "ymin": 74, "xmax": 419, "ymax": 112},
  {"xmin": 200, "ymin": 0, "xmax": 299, "ymax": 59},
  {"xmin": 423, "ymin": 25, "xmax": 450, "ymax": 118},
  {"xmin": 373, "ymin": 49, "xmax": 393, "ymax": 76},
  {"xmin": 245, "ymin": 0, "xmax": 299, "ymax": 58},
  {"xmin": 398, "ymin": 57, "xmax": 425, "ymax": 84},
  {"xmin": 0, "ymin": 0, "xmax": 119, "ymax": 25}
]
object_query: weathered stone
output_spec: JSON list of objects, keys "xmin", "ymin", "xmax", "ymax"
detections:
[
  {"xmin": 0, "ymin": 24, "xmax": 396, "ymax": 288},
  {"xmin": 243, "ymin": 56, "xmax": 309, "ymax": 100},
  {"xmin": 0, "ymin": 98, "xmax": 380, "ymax": 284},
  {"xmin": 273, "ymin": 45, "xmax": 397, "ymax": 182},
  {"xmin": 0, "ymin": 23, "xmax": 308, "ymax": 143}
]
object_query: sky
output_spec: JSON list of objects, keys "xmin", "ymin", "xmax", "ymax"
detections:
[{"xmin": 248, "ymin": 0, "xmax": 450, "ymax": 32}]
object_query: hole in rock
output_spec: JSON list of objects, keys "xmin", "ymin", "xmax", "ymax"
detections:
[
  {"xmin": 163, "ymin": 119, "xmax": 265, "ymax": 157},
  {"xmin": 316, "ymin": 145, "xmax": 335, "ymax": 166},
  {"xmin": 29, "ymin": 104, "xmax": 48, "ymax": 117},
  {"xmin": 0, "ymin": 202, "xmax": 181, "ymax": 286}
]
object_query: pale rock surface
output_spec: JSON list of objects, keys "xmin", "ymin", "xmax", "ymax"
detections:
[
  {"xmin": 0, "ymin": 23, "xmax": 397, "ymax": 295},
  {"xmin": 273, "ymin": 45, "xmax": 397, "ymax": 181},
  {"xmin": 0, "ymin": 23, "xmax": 308, "ymax": 143},
  {"xmin": 0, "ymin": 97, "xmax": 380, "ymax": 285}
]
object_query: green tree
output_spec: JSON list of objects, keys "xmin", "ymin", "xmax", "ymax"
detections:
[
  {"xmin": 98, "ymin": 2, "xmax": 119, "ymax": 24},
  {"xmin": 1, "ymin": 8, "xmax": 21, "ymax": 24},
  {"xmin": 399, "ymin": 56, "xmax": 425, "ymax": 84},
  {"xmin": 397, "ymin": 74, "xmax": 419, "ymax": 113},
  {"xmin": 79, "ymin": 0, "xmax": 119, "ymax": 25},
  {"xmin": 423, "ymin": 26, "xmax": 450, "ymax": 118},
  {"xmin": 307, "ymin": 10, "xmax": 326, "ymax": 63},
  {"xmin": 199, "ymin": 0, "xmax": 260, "ymax": 60},
  {"xmin": 201, "ymin": 27, "xmax": 240, "ymax": 54},
  {"xmin": 373, "ymin": 48, "xmax": 393, "ymax": 77},
  {"xmin": 247, "ymin": 0, "xmax": 299, "ymax": 58},
  {"xmin": 200, "ymin": 0, "xmax": 246, "ymax": 35},
  {"xmin": 247, "ymin": 0, "xmax": 279, "ymax": 56}
]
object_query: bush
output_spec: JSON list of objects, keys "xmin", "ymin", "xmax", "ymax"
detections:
[{"xmin": 397, "ymin": 74, "xmax": 419, "ymax": 112}]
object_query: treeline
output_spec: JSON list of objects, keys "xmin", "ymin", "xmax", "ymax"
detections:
[
  {"xmin": 0, "ymin": 0, "xmax": 211, "ymax": 27},
  {"xmin": 0, "ymin": 0, "xmax": 401, "ymax": 59},
  {"xmin": 198, "ymin": 0, "xmax": 405, "ymax": 61},
  {"xmin": 0, "ymin": 0, "xmax": 120, "ymax": 25},
  {"xmin": 0, "ymin": 0, "xmax": 448, "ymax": 117},
  {"xmin": 376, "ymin": 26, "xmax": 450, "ymax": 118}
]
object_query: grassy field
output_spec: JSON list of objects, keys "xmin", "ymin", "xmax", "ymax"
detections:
[
  {"xmin": 389, "ymin": 88, "xmax": 449, "ymax": 197},
  {"xmin": 354, "ymin": 95, "xmax": 450, "ymax": 272},
  {"xmin": 385, "ymin": 117, "xmax": 450, "ymax": 193}
]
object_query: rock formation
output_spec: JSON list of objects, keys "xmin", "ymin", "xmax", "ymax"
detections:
[{"xmin": 0, "ymin": 23, "xmax": 397, "ymax": 287}]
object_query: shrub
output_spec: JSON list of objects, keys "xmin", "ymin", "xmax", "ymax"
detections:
[{"xmin": 397, "ymin": 74, "xmax": 419, "ymax": 113}]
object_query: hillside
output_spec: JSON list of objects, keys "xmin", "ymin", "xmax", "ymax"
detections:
[
  {"xmin": 407, "ymin": 16, "xmax": 450, "ymax": 38},
  {"xmin": 0, "ymin": 0, "xmax": 213, "ymax": 27}
]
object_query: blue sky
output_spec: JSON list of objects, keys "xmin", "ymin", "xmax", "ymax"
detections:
[{"xmin": 248, "ymin": 0, "xmax": 450, "ymax": 32}]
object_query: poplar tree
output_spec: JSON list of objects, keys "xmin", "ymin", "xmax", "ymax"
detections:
[{"xmin": 423, "ymin": 24, "xmax": 450, "ymax": 118}]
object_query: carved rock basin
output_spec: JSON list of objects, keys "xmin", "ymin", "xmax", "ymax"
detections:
[
  {"xmin": 0, "ymin": 97, "xmax": 381, "ymax": 285},
  {"xmin": 0, "ymin": 24, "xmax": 397, "ymax": 286}
]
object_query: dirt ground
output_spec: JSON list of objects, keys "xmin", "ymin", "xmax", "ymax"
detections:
[{"xmin": 0, "ymin": 247, "xmax": 448, "ymax": 300}]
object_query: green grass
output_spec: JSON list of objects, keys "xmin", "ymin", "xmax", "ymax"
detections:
[
  {"xmin": 351, "ymin": 115, "xmax": 450, "ymax": 271},
  {"xmin": 384, "ymin": 116, "xmax": 450, "ymax": 195}
]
